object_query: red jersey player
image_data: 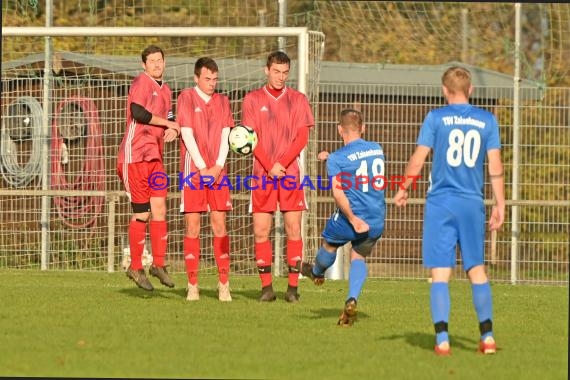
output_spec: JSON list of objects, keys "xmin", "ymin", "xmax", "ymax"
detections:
[
  {"xmin": 117, "ymin": 45, "xmax": 180, "ymax": 291},
  {"xmin": 177, "ymin": 57, "xmax": 235, "ymax": 302},
  {"xmin": 241, "ymin": 51, "xmax": 315, "ymax": 302}
]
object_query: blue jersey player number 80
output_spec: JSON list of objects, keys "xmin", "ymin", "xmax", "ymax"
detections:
[{"xmin": 394, "ymin": 66, "xmax": 505, "ymax": 356}]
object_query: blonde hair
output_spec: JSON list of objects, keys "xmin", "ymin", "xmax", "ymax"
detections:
[{"xmin": 442, "ymin": 66, "xmax": 472, "ymax": 98}]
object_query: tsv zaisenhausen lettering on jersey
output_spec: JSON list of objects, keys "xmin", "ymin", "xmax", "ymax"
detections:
[
  {"xmin": 442, "ymin": 116, "xmax": 485, "ymax": 129},
  {"xmin": 346, "ymin": 148, "xmax": 384, "ymax": 162}
]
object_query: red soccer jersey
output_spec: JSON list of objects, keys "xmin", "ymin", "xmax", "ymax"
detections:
[
  {"xmin": 117, "ymin": 73, "xmax": 173, "ymax": 164},
  {"xmin": 241, "ymin": 86, "xmax": 314, "ymax": 177},
  {"xmin": 177, "ymin": 88, "xmax": 235, "ymax": 178}
]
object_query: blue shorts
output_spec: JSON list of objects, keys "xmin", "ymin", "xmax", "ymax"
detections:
[
  {"xmin": 422, "ymin": 194, "xmax": 485, "ymax": 271},
  {"xmin": 322, "ymin": 210, "xmax": 383, "ymax": 257}
]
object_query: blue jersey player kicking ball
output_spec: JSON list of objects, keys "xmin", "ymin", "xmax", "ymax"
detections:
[
  {"xmin": 297, "ymin": 108, "xmax": 386, "ymax": 326},
  {"xmin": 394, "ymin": 66, "xmax": 505, "ymax": 356}
]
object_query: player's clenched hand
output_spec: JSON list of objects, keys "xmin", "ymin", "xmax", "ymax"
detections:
[
  {"xmin": 349, "ymin": 216, "xmax": 369, "ymax": 234},
  {"xmin": 488, "ymin": 205, "xmax": 504, "ymax": 231},
  {"xmin": 164, "ymin": 121, "xmax": 180, "ymax": 142},
  {"xmin": 317, "ymin": 151, "xmax": 329, "ymax": 161},
  {"xmin": 268, "ymin": 163, "xmax": 286, "ymax": 179},
  {"xmin": 164, "ymin": 128, "xmax": 179, "ymax": 142},
  {"xmin": 393, "ymin": 189, "xmax": 408, "ymax": 207},
  {"xmin": 209, "ymin": 165, "xmax": 223, "ymax": 184}
]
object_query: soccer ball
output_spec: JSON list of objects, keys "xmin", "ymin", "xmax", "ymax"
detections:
[{"xmin": 228, "ymin": 125, "xmax": 258, "ymax": 155}]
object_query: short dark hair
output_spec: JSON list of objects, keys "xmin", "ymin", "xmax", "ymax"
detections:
[
  {"xmin": 141, "ymin": 45, "xmax": 164, "ymax": 63},
  {"xmin": 194, "ymin": 57, "xmax": 219, "ymax": 76},
  {"xmin": 266, "ymin": 51, "xmax": 290, "ymax": 68}
]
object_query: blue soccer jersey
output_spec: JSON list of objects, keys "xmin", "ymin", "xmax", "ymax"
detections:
[
  {"xmin": 417, "ymin": 104, "xmax": 501, "ymax": 199},
  {"xmin": 325, "ymin": 138, "xmax": 386, "ymax": 241}
]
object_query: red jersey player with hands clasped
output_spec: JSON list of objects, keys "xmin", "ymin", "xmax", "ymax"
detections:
[
  {"xmin": 177, "ymin": 57, "xmax": 235, "ymax": 302},
  {"xmin": 241, "ymin": 51, "xmax": 315, "ymax": 302},
  {"xmin": 117, "ymin": 45, "xmax": 180, "ymax": 291}
]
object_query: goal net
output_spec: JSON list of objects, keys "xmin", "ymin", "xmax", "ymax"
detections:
[{"xmin": 0, "ymin": 26, "xmax": 325, "ymax": 274}]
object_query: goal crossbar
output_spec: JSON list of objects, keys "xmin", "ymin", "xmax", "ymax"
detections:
[
  {"xmin": 2, "ymin": 26, "xmax": 310, "ymax": 93},
  {"xmin": 2, "ymin": 26, "xmax": 308, "ymax": 37}
]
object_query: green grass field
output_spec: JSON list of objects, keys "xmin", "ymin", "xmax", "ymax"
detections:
[{"xmin": 0, "ymin": 270, "xmax": 567, "ymax": 379}]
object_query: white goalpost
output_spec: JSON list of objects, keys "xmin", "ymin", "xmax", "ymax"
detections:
[{"xmin": 1, "ymin": 26, "xmax": 322, "ymax": 274}]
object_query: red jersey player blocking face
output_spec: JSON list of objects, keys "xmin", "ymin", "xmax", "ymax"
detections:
[
  {"xmin": 176, "ymin": 57, "xmax": 235, "ymax": 302},
  {"xmin": 241, "ymin": 51, "xmax": 315, "ymax": 302},
  {"xmin": 117, "ymin": 45, "xmax": 180, "ymax": 291}
]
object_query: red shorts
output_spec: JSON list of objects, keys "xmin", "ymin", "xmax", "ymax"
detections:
[
  {"xmin": 181, "ymin": 183, "xmax": 232, "ymax": 213},
  {"xmin": 250, "ymin": 176, "xmax": 307, "ymax": 213},
  {"xmin": 117, "ymin": 161, "xmax": 168, "ymax": 204}
]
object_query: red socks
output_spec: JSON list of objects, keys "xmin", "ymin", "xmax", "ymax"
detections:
[
  {"xmin": 149, "ymin": 220, "xmax": 167, "ymax": 267},
  {"xmin": 184, "ymin": 237, "xmax": 200, "ymax": 285},
  {"xmin": 185, "ymin": 236, "xmax": 231, "ymax": 285},
  {"xmin": 214, "ymin": 235, "xmax": 230, "ymax": 284},
  {"xmin": 287, "ymin": 239, "xmax": 303, "ymax": 287},
  {"xmin": 255, "ymin": 240, "xmax": 273, "ymax": 287},
  {"xmin": 128, "ymin": 219, "xmax": 147, "ymax": 270},
  {"xmin": 254, "ymin": 239, "xmax": 303, "ymax": 287}
]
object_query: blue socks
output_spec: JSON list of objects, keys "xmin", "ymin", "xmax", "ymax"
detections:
[
  {"xmin": 313, "ymin": 248, "xmax": 367, "ymax": 304},
  {"xmin": 348, "ymin": 258, "xmax": 367, "ymax": 301},
  {"xmin": 430, "ymin": 282, "xmax": 450, "ymax": 345},
  {"xmin": 430, "ymin": 281, "xmax": 494, "ymax": 344},
  {"xmin": 471, "ymin": 282, "xmax": 494, "ymax": 340},
  {"xmin": 313, "ymin": 246, "xmax": 337, "ymax": 277}
]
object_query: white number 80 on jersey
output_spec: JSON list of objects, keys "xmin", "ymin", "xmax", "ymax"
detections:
[{"xmin": 446, "ymin": 129, "xmax": 481, "ymax": 168}]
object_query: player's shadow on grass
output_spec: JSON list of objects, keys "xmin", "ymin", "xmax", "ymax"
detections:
[
  {"xmin": 229, "ymin": 287, "xmax": 265, "ymax": 301},
  {"xmin": 189, "ymin": 287, "xmax": 221, "ymax": 300},
  {"xmin": 118, "ymin": 287, "xmax": 177, "ymax": 299},
  {"xmin": 305, "ymin": 308, "xmax": 369, "ymax": 321},
  {"xmin": 379, "ymin": 331, "xmax": 479, "ymax": 352},
  {"xmin": 231, "ymin": 288, "xmax": 331, "ymax": 303},
  {"xmin": 230, "ymin": 287, "xmax": 314, "ymax": 302}
]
